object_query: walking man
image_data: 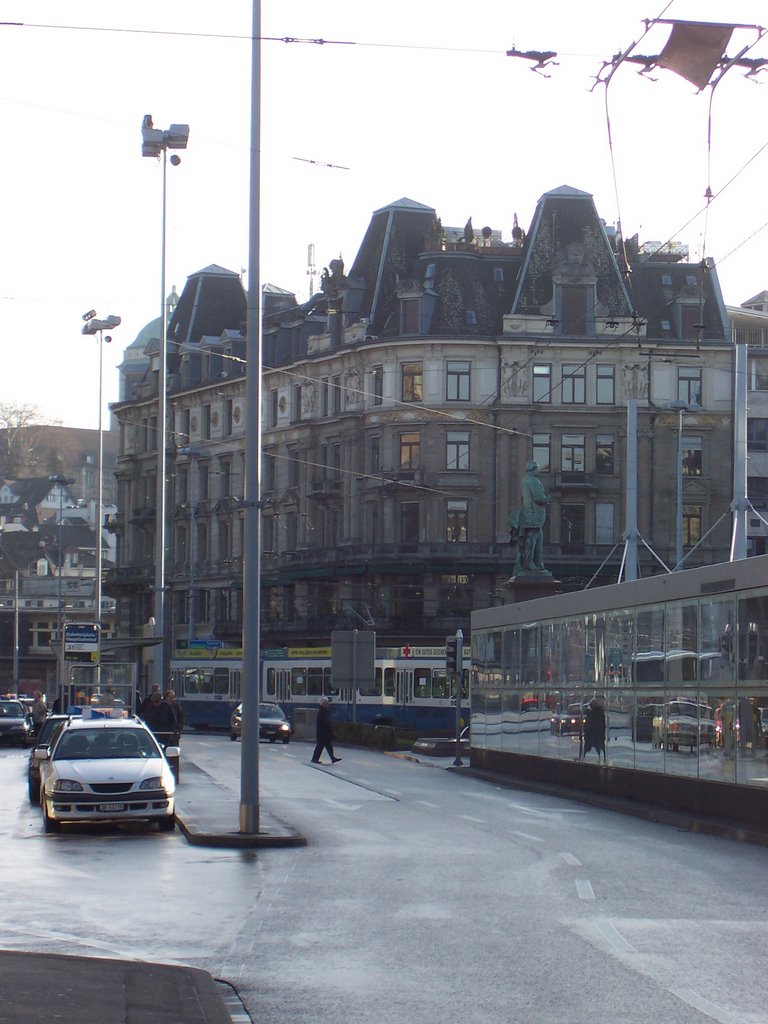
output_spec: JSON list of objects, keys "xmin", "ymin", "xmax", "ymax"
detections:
[{"xmin": 311, "ymin": 697, "xmax": 341, "ymax": 765}]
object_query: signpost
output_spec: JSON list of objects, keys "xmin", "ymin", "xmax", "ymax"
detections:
[
  {"xmin": 64, "ymin": 622, "xmax": 100, "ymax": 664},
  {"xmin": 331, "ymin": 629, "xmax": 375, "ymax": 724}
]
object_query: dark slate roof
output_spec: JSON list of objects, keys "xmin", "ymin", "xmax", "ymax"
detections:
[
  {"xmin": 0, "ymin": 532, "xmax": 47, "ymax": 580},
  {"xmin": 167, "ymin": 266, "xmax": 247, "ymax": 362}
]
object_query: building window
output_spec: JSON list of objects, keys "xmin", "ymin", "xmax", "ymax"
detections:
[
  {"xmin": 263, "ymin": 453, "xmax": 276, "ymax": 491},
  {"xmin": 402, "ymin": 362, "xmax": 423, "ymax": 402},
  {"xmin": 219, "ymin": 460, "xmax": 232, "ymax": 497},
  {"xmin": 366, "ymin": 503, "xmax": 381, "ymax": 544},
  {"xmin": 399, "ymin": 432, "xmax": 421, "ymax": 470},
  {"xmin": 197, "ymin": 522, "xmax": 208, "ymax": 561},
  {"xmin": 561, "ymin": 434, "xmax": 585, "ymax": 475},
  {"xmin": 202, "ymin": 404, "xmax": 212, "ymax": 439},
  {"xmin": 561, "ymin": 287, "xmax": 588, "ymax": 336},
  {"xmin": 288, "ymin": 450, "xmax": 300, "ymax": 487},
  {"xmin": 320, "ymin": 378, "xmax": 329, "ymax": 417},
  {"xmin": 596, "ymin": 365, "xmax": 615, "ymax": 405},
  {"xmin": 533, "ymin": 364, "xmax": 551, "ymax": 403},
  {"xmin": 219, "ymin": 521, "xmax": 230, "ymax": 561},
  {"xmin": 176, "ymin": 468, "xmax": 189, "ymax": 505},
  {"xmin": 446, "ymin": 360, "xmax": 471, "ymax": 401},
  {"xmin": 401, "ymin": 298, "xmax": 421, "ymax": 334},
  {"xmin": 748, "ymin": 357, "xmax": 768, "ymax": 391},
  {"xmin": 561, "ymin": 504, "xmax": 585, "ymax": 551},
  {"xmin": 286, "ymin": 512, "xmax": 298, "ymax": 551},
  {"xmin": 371, "ymin": 365, "xmax": 383, "ymax": 405},
  {"xmin": 223, "ymin": 399, "xmax": 234, "ymax": 436},
  {"xmin": 400, "ymin": 502, "xmax": 420, "ymax": 543},
  {"xmin": 446, "ymin": 500, "xmax": 468, "ymax": 542},
  {"xmin": 291, "ymin": 384, "xmax": 302, "ymax": 423},
  {"xmin": 369, "ymin": 435, "xmax": 380, "ymax": 474},
  {"xmin": 329, "ymin": 442, "xmax": 341, "ymax": 481},
  {"xmin": 678, "ymin": 366, "xmax": 702, "ymax": 406},
  {"xmin": 198, "ymin": 462, "xmax": 210, "ymax": 499},
  {"xmin": 180, "ymin": 408, "xmax": 191, "ymax": 445},
  {"xmin": 681, "ymin": 436, "xmax": 702, "ymax": 476},
  {"xmin": 683, "ymin": 505, "xmax": 702, "ymax": 548},
  {"xmin": 561, "ymin": 364, "xmax": 586, "ymax": 404},
  {"xmin": 747, "ymin": 419, "xmax": 768, "ymax": 452},
  {"xmin": 176, "ymin": 524, "xmax": 188, "ymax": 564},
  {"xmin": 332, "ymin": 375, "xmax": 342, "ymax": 414},
  {"xmin": 596, "ymin": 435, "xmax": 614, "ymax": 475},
  {"xmin": 681, "ymin": 305, "xmax": 702, "ymax": 341},
  {"xmin": 262, "ymin": 516, "xmax": 275, "ymax": 554},
  {"xmin": 269, "ymin": 389, "xmax": 278, "ymax": 427},
  {"xmin": 748, "ymin": 477, "xmax": 768, "ymax": 509},
  {"xmin": 532, "ymin": 434, "xmax": 551, "ymax": 473},
  {"xmin": 446, "ymin": 431, "xmax": 470, "ymax": 471},
  {"xmin": 595, "ymin": 502, "xmax": 615, "ymax": 545}
]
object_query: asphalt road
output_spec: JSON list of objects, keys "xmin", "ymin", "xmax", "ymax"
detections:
[{"xmin": 1, "ymin": 734, "xmax": 767, "ymax": 1024}]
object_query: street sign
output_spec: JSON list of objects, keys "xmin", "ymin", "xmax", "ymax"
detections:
[{"xmin": 64, "ymin": 623, "xmax": 100, "ymax": 664}]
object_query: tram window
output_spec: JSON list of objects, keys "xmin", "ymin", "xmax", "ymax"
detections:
[
  {"xmin": 183, "ymin": 670, "xmax": 200, "ymax": 696},
  {"xmin": 359, "ymin": 670, "xmax": 380, "ymax": 697},
  {"xmin": 291, "ymin": 669, "xmax": 307, "ymax": 696},
  {"xmin": 432, "ymin": 669, "xmax": 449, "ymax": 698},
  {"xmin": 414, "ymin": 669, "xmax": 431, "ymax": 699},
  {"xmin": 214, "ymin": 668, "xmax": 230, "ymax": 696},
  {"xmin": 307, "ymin": 667, "xmax": 324, "ymax": 696},
  {"xmin": 197, "ymin": 670, "xmax": 214, "ymax": 695},
  {"xmin": 265, "ymin": 668, "xmax": 276, "ymax": 696},
  {"xmin": 325, "ymin": 668, "xmax": 339, "ymax": 697},
  {"xmin": 232, "ymin": 671, "xmax": 241, "ymax": 701},
  {"xmin": 383, "ymin": 668, "xmax": 395, "ymax": 697}
]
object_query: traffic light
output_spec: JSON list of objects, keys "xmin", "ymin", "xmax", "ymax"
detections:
[{"xmin": 445, "ymin": 636, "xmax": 458, "ymax": 674}]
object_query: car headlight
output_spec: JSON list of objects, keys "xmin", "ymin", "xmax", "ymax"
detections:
[
  {"xmin": 53, "ymin": 779, "xmax": 84, "ymax": 793},
  {"xmin": 279, "ymin": 723, "xmax": 289, "ymax": 732},
  {"xmin": 139, "ymin": 777, "xmax": 166, "ymax": 791}
]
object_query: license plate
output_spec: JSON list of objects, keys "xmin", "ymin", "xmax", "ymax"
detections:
[{"xmin": 100, "ymin": 802, "xmax": 126, "ymax": 812}]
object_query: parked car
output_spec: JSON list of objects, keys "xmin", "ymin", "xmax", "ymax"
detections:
[
  {"xmin": 0, "ymin": 699, "xmax": 32, "ymax": 746},
  {"xmin": 230, "ymin": 703, "xmax": 293, "ymax": 744},
  {"xmin": 38, "ymin": 717, "xmax": 177, "ymax": 833},
  {"xmin": 28, "ymin": 714, "xmax": 70, "ymax": 802},
  {"xmin": 662, "ymin": 700, "xmax": 716, "ymax": 751}
]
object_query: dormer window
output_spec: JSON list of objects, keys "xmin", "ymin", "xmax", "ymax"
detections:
[{"xmin": 401, "ymin": 298, "xmax": 420, "ymax": 334}]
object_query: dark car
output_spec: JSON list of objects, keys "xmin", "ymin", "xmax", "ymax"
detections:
[
  {"xmin": 550, "ymin": 703, "xmax": 586, "ymax": 736},
  {"xmin": 0, "ymin": 699, "xmax": 32, "ymax": 746},
  {"xmin": 27, "ymin": 715, "xmax": 69, "ymax": 802},
  {"xmin": 230, "ymin": 703, "xmax": 293, "ymax": 744}
]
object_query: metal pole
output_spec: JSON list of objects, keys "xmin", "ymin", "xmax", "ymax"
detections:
[
  {"xmin": 623, "ymin": 400, "xmax": 639, "ymax": 581},
  {"xmin": 57, "ymin": 487, "xmax": 63, "ymax": 698},
  {"xmin": 452, "ymin": 628, "xmax": 464, "ymax": 766},
  {"xmin": 675, "ymin": 408, "xmax": 683, "ymax": 569},
  {"xmin": 13, "ymin": 569, "xmax": 19, "ymax": 692},
  {"xmin": 96, "ymin": 329, "xmax": 104, "ymax": 679},
  {"xmin": 731, "ymin": 342, "xmax": 749, "ymax": 560},
  {"xmin": 154, "ymin": 147, "xmax": 168, "ymax": 690},
  {"xmin": 352, "ymin": 628, "xmax": 358, "ymax": 724},
  {"xmin": 188, "ymin": 459, "xmax": 197, "ymax": 645},
  {"xmin": 240, "ymin": 0, "xmax": 262, "ymax": 834}
]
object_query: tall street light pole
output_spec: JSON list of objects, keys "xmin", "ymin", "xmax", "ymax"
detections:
[
  {"xmin": 141, "ymin": 116, "xmax": 189, "ymax": 689},
  {"xmin": 48, "ymin": 474, "xmax": 74, "ymax": 706},
  {"xmin": 240, "ymin": 0, "xmax": 262, "ymax": 834},
  {"xmin": 82, "ymin": 312, "xmax": 121, "ymax": 663}
]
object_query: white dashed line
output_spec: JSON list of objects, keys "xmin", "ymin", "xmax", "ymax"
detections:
[
  {"xmin": 509, "ymin": 830, "xmax": 545, "ymax": 843},
  {"xmin": 559, "ymin": 852, "xmax": 582, "ymax": 866},
  {"xmin": 576, "ymin": 879, "xmax": 595, "ymax": 900}
]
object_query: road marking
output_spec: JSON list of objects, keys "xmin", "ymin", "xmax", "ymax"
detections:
[
  {"xmin": 576, "ymin": 879, "xmax": 595, "ymax": 900},
  {"xmin": 559, "ymin": 852, "xmax": 582, "ymax": 866},
  {"xmin": 457, "ymin": 814, "xmax": 485, "ymax": 823},
  {"xmin": 669, "ymin": 988, "xmax": 746, "ymax": 1024},
  {"xmin": 415, "ymin": 800, "xmax": 439, "ymax": 808},
  {"xmin": 593, "ymin": 919, "xmax": 636, "ymax": 954},
  {"xmin": 324, "ymin": 799, "xmax": 363, "ymax": 810},
  {"xmin": 509, "ymin": 829, "xmax": 544, "ymax": 842}
]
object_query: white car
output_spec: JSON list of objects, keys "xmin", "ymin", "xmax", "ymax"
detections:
[{"xmin": 38, "ymin": 717, "xmax": 177, "ymax": 833}]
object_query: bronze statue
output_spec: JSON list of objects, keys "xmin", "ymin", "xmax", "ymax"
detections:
[{"xmin": 508, "ymin": 461, "xmax": 551, "ymax": 575}]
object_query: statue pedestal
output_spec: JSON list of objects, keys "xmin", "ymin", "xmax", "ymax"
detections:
[{"xmin": 504, "ymin": 574, "xmax": 563, "ymax": 604}]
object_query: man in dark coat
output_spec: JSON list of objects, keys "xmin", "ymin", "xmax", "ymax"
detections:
[
  {"xmin": 141, "ymin": 690, "xmax": 176, "ymax": 745},
  {"xmin": 311, "ymin": 697, "xmax": 341, "ymax": 765},
  {"xmin": 582, "ymin": 699, "xmax": 606, "ymax": 761}
]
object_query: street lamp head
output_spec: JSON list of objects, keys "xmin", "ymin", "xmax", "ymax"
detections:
[
  {"xmin": 82, "ymin": 314, "xmax": 121, "ymax": 335},
  {"xmin": 82, "ymin": 309, "xmax": 97, "ymax": 322},
  {"xmin": 141, "ymin": 118, "xmax": 189, "ymax": 158}
]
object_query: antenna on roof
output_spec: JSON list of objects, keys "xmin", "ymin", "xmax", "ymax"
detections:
[{"xmin": 307, "ymin": 243, "xmax": 316, "ymax": 299}]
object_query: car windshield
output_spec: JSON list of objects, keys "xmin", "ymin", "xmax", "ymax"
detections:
[
  {"xmin": 259, "ymin": 704, "xmax": 285, "ymax": 719},
  {"xmin": 0, "ymin": 702, "xmax": 25, "ymax": 718},
  {"xmin": 54, "ymin": 728, "xmax": 161, "ymax": 760}
]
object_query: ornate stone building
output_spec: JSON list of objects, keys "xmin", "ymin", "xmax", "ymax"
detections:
[{"xmin": 108, "ymin": 186, "xmax": 736, "ymax": 660}]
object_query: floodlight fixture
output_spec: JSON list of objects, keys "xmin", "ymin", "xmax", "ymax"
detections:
[{"xmin": 82, "ymin": 315, "xmax": 121, "ymax": 336}]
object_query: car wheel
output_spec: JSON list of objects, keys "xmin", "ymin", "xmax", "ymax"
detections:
[
  {"xmin": 43, "ymin": 803, "xmax": 60, "ymax": 834},
  {"xmin": 230, "ymin": 732, "xmax": 238, "ymax": 741},
  {"xmin": 269, "ymin": 737, "xmax": 276, "ymax": 743},
  {"xmin": 157, "ymin": 814, "xmax": 176, "ymax": 832},
  {"xmin": 282, "ymin": 737, "xmax": 290, "ymax": 745},
  {"xmin": 28, "ymin": 780, "xmax": 40, "ymax": 804}
]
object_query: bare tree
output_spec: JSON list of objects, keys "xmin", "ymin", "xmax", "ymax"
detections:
[{"xmin": 0, "ymin": 403, "xmax": 48, "ymax": 478}]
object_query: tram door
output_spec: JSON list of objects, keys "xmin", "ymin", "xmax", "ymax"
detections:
[{"xmin": 396, "ymin": 669, "xmax": 413, "ymax": 707}]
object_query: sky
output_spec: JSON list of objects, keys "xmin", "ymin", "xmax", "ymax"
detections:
[{"xmin": 1, "ymin": 0, "xmax": 767, "ymax": 429}]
